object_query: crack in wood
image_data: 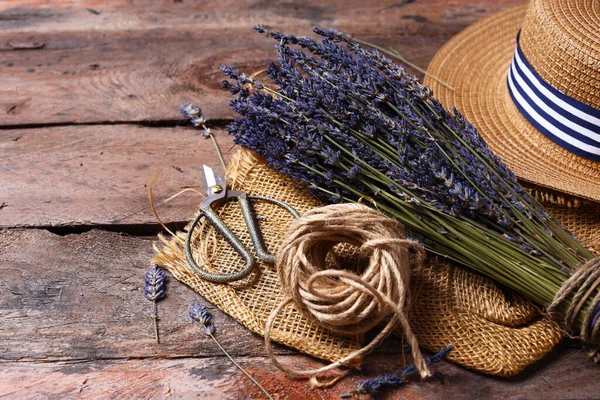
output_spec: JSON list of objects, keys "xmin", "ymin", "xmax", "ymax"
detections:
[
  {"xmin": 0, "ymin": 353, "xmax": 291, "ymax": 364},
  {"xmin": 40, "ymin": 221, "xmax": 188, "ymax": 236},
  {"xmin": 0, "ymin": 118, "xmax": 233, "ymax": 131}
]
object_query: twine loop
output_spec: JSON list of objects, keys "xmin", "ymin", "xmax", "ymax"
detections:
[
  {"xmin": 548, "ymin": 257, "xmax": 600, "ymax": 355},
  {"xmin": 265, "ymin": 203, "xmax": 430, "ymax": 385}
]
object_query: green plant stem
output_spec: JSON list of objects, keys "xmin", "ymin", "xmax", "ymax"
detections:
[
  {"xmin": 353, "ymin": 38, "xmax": 454, "ymax": 90},
  {"xmin": 307, "ymin": 171, "xmax": 599, "ymax": 331},
  {"xmin": 208, "ymin": 333, "xmax": 274, "ymax": 400},
  {"xmin": 204, "ymin": 128, "xmax": 227, "ymax": 172},
  {"xmin": 153, "ymin": 301, "xmax": 160, "ymax": 344}
]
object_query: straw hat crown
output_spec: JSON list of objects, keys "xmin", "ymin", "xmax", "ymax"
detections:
[
  {"xmin": 425, "ymin": 0, "xmax": 600, "ymax": 201},
  {"xmin": 519, "ymin": 1, "xmax": 600, "ymax": 110}
]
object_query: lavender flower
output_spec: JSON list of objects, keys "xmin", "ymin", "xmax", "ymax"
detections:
[
  {"xmin": 181, "ymin": 103, "xmax": 201, "ymax": 119},
  {"xmin": 144, "ymin": 264, "xmax": 166, "ymax": 343},
  {"xmin": 220, "ymin": 26, "xmax": 597, "ymax": 324},
  {"xmin": 145, "ymin": 265, "xmax": 166, "ymax": 300},
  {"xmin": 223, "ymin": 26, "xmax": 529, "ymax": 225},
  {"xmin": 189, "ymin": 304, "xmax": 215, "ymax": 335},
  {"xmin": 181, "ymin": 104, "xmax": 209, "ymax": 135},
  {"xmin": 340, "ymin": 346, "xmax": 454, "ymax": 398},
  {"xmin": 189, "ymin": 304, "xmax": 274, "ymax": 400}
]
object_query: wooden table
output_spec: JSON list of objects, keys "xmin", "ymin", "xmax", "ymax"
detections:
[{"xmin": 1, "ymin": 1, "xmax": 597, "ymax": 398}]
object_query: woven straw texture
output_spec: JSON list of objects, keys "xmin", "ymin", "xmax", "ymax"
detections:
[
  {"xmin": 424, "ymin": 0, "xmax": 600, "ymax": 202},
  {"xmin": 155, "ymin": 147, "xmax": 600, "ymax": 377}
]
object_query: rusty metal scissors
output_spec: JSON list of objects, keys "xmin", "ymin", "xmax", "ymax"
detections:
[{"xmin": 185, "ymin": 165, "xmax": 300, "ymax": 283}]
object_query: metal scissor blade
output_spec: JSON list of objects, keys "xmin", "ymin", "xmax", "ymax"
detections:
[
  {"xmin": 202, "ymin": 165, "xmax": 217, "ymax": 195},
  {"xmin": 201, "ymin": 164, "xmax": 228, "ymax": 202}
]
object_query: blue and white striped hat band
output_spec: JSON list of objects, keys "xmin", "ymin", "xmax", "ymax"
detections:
[
  {"xmin": 424, "ymin": 1, "xmax": 600, "ymax": 201},
  {"xmin": 507, "ymin": 32, "xmax": 600, "ymax": 162}
]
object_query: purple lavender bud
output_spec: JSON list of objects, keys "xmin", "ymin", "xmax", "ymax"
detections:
[
  {"xmin": 347, "ymin": 165, "xmax": 361, "ymax": 179},
  {"xmin": 190, "ymin": 116, "xmax": 206, "ymax": 127},
  {"xmin": 253, "ymin": 24, "xmax": 266, "ymax": 34},
  {"xmin": 144, "ymin": 283, "xmax": 165, "ymax": 301},
  {"xmin": 430, "ymin": 345, "xmax": 455, "ymax": 363},
  {"xmin": 144, "ymin": 265, "xmax": 166, "ymax": 301},
  {"xmin": 189, "ymin": 304, "xmax": 216, "ymax": 336},
  {"xmin": 181, "ymin": 103, "xmax": 201, "ymax": 119},
  {"xmin": 220, "ymin": 65, "xmax": 240, "ymax": 80}
]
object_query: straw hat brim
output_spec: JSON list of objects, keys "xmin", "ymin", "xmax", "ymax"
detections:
[{"xmin": 424, "ymin": 3, "xmax": 600, "ymax": 202}]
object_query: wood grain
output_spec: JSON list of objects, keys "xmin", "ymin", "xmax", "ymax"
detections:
[
  {"xmin": 6, "ymin": 1, "xmax": 595, "ymax": 399},
  {"xmin": 0, "ymin": 344, "xmax": 597, "ymax": 400},
  {"xmin": 0, "ymin": 0, "xmax": 524, "ymax": 228},
  {"xmin": 0, "ymin": 125, "xmax": 235, "ymax": 228},
  {"xmin": 0, "ymin": 229, "xmax": 298, "ymax": 361},
  {"xmin": 0, "ymin": 0, "xmax": 524, "ymax": 126},
  {"xmin": 0, "ymin": 0, "xmax": 523, "ymax": 33},
  {"xmin": 1, "ymin": 230, "xmax": 598, "ymax": 399}
]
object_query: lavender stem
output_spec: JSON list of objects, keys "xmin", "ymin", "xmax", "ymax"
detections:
[{"xmin": 153, "ymin": 301, "xmax": 160, "ymax": 344}]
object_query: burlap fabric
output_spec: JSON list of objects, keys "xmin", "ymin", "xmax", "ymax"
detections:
[{"xmin": 153, "ymin": 147, "xmax": 600, "ymax": 377}]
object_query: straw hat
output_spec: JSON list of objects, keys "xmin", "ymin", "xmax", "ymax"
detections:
[{"xmin": 424, "ymin": 0, "xmax": 600, "ymax": 202}]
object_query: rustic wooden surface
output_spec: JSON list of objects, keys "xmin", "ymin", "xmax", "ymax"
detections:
[
  {"xmin": 1, "ymin": 229, "xmax": 598, "ymax": 400},
  {"xmin": 2, "ymin": 0, "xmax": 598, "ymax": 399}
]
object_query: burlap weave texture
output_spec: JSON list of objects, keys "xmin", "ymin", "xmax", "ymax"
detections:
[{"xmin": 154, "ymin": 147, "xmax": 600, "ymax": 376}]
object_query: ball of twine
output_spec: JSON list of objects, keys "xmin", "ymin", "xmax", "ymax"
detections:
[{"xmin": 264, "ymin": 203, "xmax": 430, "ymax": 386}]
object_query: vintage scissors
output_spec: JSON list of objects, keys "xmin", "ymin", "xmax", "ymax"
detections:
[{"xmin": 185, "ymin": 165, "xmax": 300, "ymax": 283}]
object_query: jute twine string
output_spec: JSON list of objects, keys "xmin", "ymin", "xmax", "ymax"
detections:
[
  {"xmin": 548, "ymin": 257, "xmax": 600, "ymax": 352},
  {"xmin": 264, "ymin": 203, "xmax": 430, "ymax": 386}
]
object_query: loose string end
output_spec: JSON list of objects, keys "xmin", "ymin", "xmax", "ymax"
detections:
[
  {"xmin": 148, "ymin": 170, "xmax": 176, "ymax": 237},
  {"xmin": 265, "ymin": 204, "xmax": 432, "ymax": 387}
]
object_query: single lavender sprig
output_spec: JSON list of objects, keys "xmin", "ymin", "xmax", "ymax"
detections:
[
  {"xmin": 189, "ymin": 304, "xmax": 274, "ymax": 400},
  {"xmin": 340, "ymin": 345, "xmax": 454, "ymax": 399},
  {"xmin": 144, "ymin": 264, "xmax": 166, "ymax": 343},
  {"xmin": 180, "ymin": 104, "xmax": 227, "ymax": 171},
  {"xmin": 189, "ymin": 303, "xmax": 216, "ymax": 335}
]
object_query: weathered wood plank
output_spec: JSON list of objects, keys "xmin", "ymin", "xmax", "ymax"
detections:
[
  {"xmin": 0, "ymin": 29, "xmax": 248, "ymax": 125},
  {"xmin": 0, "ymin": 228, "xmax": 400, "ymax": 363},
  {"xmin": 0, "ymin": 0, "xmax": 524, "ymax": 126},
  {"xmin": 0, "ymin": 1, "xmax": 524, "ymax": 33},
  {"xmin": 0, "ymin": 125, "xmax": 234, "ymax": 228},
  {"xmin": 1, "ymin": 229, "xmax": 598, "ymax": 399},
  {"xmin": 0, "ymin": 347, "xmax": 597, "ymax": 400},
  {"xmin": 0, "ymin": 358, "xmax": 241, "ymax": 400},
  {"xmin": 0, "ymin": 228, "xmax": 282, "ymax": 361}
]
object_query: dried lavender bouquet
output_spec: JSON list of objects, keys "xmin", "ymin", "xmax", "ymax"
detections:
[{"xmin": 221, "ymin": 27, "xmax": 599, "ymax": 344}]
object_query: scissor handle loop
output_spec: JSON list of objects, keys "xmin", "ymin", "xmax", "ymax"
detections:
[
  {"xmin": 246, "ymin": 195, "xmax": 301, "ymax": 263},
  {"xmin": 185, "ymin": 193, "xmax": 300, "ymax": 283},
  {"xmin": 185, "ymin": 207, "xmax": 256, "ymax": 283}
]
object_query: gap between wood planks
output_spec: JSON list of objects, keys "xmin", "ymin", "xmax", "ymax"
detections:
[
  {"xmin": 0, "ymin": 118, "xmax": 234, "ymax": 131},
  {"xmin": 41, "ymin": 221, "xmax": 189, "ymax": 237},
  {"xmin": 4, "ymin": 353, "xmax": 298, "ymax": 364}
]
